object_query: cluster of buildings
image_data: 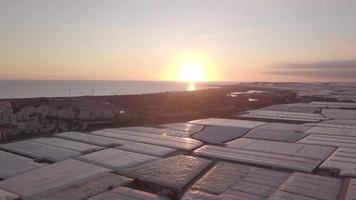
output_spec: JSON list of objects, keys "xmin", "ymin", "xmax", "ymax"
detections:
[
  {"xmin": 249, "ymin": 82, "xmax": 356, "ymax": 101},
  {"xmin": 0, "ymin": 100, "xmax": 125, "ymax": 141}
]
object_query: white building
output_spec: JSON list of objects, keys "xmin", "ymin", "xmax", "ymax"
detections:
[{"xmin": 0, "ymin": 102, "xmax": 14, "ymax": 125}]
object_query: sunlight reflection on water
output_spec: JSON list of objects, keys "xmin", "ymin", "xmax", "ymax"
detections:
[{"xmin": 187, "ymin": 82, "xmax": 196, "ymax": 91}]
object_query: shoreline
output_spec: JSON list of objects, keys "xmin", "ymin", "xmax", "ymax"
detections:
[
  {"xmin": 0, "ymin": 84, "xmax": 298, "ymax": 123},
  {"xmin": 0, "ymin": 82, "xmax": 344, "ymax": 142},
  {"xmin": 0, "ymin": 80, "xmax": 229, "ymax": 100}
]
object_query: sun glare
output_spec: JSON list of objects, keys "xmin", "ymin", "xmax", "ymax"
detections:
[
  {"xmin": 165, "ymin": 51, "xmax": 219, "ymax": 82},
  {"xmin": 180, "ymin": 62, "xmax": 204, "ymax": 82}
]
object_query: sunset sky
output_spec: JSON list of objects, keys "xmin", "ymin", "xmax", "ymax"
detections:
[{"xmin": 1, "ymin": 0, "xmax": 356, "ymax": 82}]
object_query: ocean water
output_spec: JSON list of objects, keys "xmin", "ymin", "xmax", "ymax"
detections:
[{"xmin": 0, "ymin": 80, "xmax": 222, "ymax": 99}]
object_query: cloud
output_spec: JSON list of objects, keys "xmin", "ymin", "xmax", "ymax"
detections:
[{"xmin": 265, "ymin": 60, "xmax": 356, "ymax": 79}]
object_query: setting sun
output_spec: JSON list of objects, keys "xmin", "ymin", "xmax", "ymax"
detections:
[
  {"xmin": 180, "ymin": 62, "xmax": 204, "ymax": 82},
  {"xmin": 163, "ymin": 51, "xmax": 220, "ymax": 82}
]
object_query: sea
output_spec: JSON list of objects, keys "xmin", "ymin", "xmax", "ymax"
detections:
[{"xmin": 0, "ymin": 80, "xmax": 229, "ymax": 99}]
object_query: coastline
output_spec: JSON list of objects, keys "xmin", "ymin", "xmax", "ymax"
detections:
[
  {"xmin": 1, "ymin": 84, "xmax": 296, "ymax": 124},
  {"xmin": 0, "ymin": 82, "xmax": 343, "ymax": 143},
  {"xmin": 0, "ymin": 80, "xmax": 230, "ymax": 99}
]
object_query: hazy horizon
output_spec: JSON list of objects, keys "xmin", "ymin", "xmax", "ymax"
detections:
[
  {"xmin": 1, "ymin": 0, "xmax": 356, "ymax": 82},
  {"xmin": 0, "ymin": 79, "xmax": 356, "ymax": 83}
]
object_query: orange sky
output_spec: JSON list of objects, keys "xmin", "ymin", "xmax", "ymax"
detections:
[{"xmin": 1, "ymin": 0, "xmax": 356, "ymax": 82}]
